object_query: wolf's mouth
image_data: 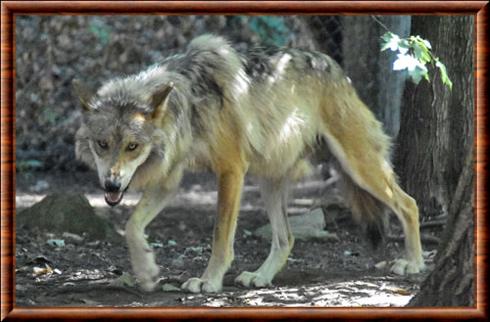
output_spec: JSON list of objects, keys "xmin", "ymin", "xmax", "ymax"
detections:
[{"xmin": 104, "ymin": 191, "xmax": 124, "ymax": 207}]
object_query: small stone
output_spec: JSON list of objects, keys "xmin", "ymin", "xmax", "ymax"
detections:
[
  {"xmin": 162, "ymin": 283, "xmax": 180, "ymax": 292},
  {"xmin": 375, "ymin": 260, "xmax": 387, "ymax": 269},
  {"xmin": 47, "ymin": 239, "xmax": 65, "ymax": 248}
]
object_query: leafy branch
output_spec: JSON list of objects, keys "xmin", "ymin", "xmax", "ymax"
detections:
[{"xmin": 381, "ymin": 32, "xmax": 452, "ymax": 90}]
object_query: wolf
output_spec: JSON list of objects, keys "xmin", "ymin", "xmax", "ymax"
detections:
[{"xmin": 74, "ymin": 34, "xmax": 425, "ymax": 293}]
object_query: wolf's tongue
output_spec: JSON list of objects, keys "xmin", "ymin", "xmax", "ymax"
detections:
[{"xmin": 104, "ymin": 191, "xmax": 123, "ymax": 206}]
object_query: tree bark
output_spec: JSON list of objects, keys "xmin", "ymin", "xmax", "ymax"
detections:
[
  {"xmin": 395, "ymin": 16, "xmax": 474, "ymax": 220},
  {"xmin": 393, "ymin": 16, "xmax": 474, "ymax": 306},
  {"xmin": 409, "ymin": 148, "xmax": 474, "ymax": 306}
]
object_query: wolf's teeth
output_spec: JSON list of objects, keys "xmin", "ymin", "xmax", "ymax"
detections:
[{"xmin": 104, "ymin": 192, "xmax": 123, "ymax": 205}]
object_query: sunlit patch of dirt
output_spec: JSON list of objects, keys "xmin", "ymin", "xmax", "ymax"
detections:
[{"xmin": 186, "ymin": 278, "xmax": 415, "ymax": 307}]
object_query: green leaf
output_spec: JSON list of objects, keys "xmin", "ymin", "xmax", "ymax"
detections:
[
  {"xmin": 421, "ymin": 37, "xmax": 432, "ymax": 50},
  {"xmin": 398, "ymin": 39, "xmax": 410, "ymax": 54},
  {"xmin": 410, "ymin": 36, "xmax": 432, "ymax": 57},
  {"xmin": 393, "ymin": 53, "xmax": 424, "ymax": 72},
  {"xmin": 436, "ymin": 60, "xmax": 453, "ymax": 90},
  {"xmin": 381, "ymin": 32, "xmax": 394, "ymax": 44},
  {"xmin": 408, "ymin": 65, "xmax": 429, "ymax": 84},
  {"xmin": 381, "ymin": 32, "xmax": 450, "ymax": 89},
  {"xmin": 412, "ymin": 42, "xmax": 432, "ymax": 64},
  {"xmin": 380, "ymin": 32, "xmax": 400, "ymax": 52},
  {"xmin": 380, "ymin": 42, "xmax": 391, "ymax": 52}
]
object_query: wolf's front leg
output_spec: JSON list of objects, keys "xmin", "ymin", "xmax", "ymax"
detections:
[
  {"xmin": 125, "ymin": 188, "xmax": 174, "ymax": 291},
  {"xmin": 182, "ymin": 168, "xmax": 245, "ymax": 293}
]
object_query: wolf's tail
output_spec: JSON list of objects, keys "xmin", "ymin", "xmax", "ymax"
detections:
[
  {"xmin": 333, "ymin": 163, "xmax": 388, "ymax": 249},
  {"xmin": 316, "ymin": 78, "xmax": 391, "ymax": 249}
]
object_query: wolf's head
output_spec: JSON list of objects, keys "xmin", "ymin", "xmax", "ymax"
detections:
[{"xmin": 73, "ymin": 79, "xmax": 174, "ymax": 206}]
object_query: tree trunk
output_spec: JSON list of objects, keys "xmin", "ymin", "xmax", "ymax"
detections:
[
  {"xmin": 393, "ymin": 16, "xmax": 474, "ymax": 306},
  {"xmin": 409, "ymin": 148, "xmax": 474, "ymax": 306},
  {"xmin": 395, "ymin": 16, "xmax": 474, "ymax": 220},
  {"xmin": 342, "ymin": 16, "xmax": 410, "ymax": 138}
]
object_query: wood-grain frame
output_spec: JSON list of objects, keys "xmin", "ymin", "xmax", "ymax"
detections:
[{"xmin": 1, "ymin": 1, "xmax": 488, "ymax": 320}]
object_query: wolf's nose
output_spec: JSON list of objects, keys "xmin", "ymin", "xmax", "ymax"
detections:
[{"xmin": 104, "ymin": 180, "xmax": 121, "ymax": 192}]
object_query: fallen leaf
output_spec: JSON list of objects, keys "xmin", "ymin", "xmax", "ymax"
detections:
[
  {"xmin": 391, "ymin": 287, "xmax": 412, "ymax": 295},
  {"xmin": 33, "ymin": 264, "xmax": 53, "ymax": 277}
]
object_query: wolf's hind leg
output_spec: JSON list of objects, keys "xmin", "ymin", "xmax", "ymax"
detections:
[
  {"xmin": 235, "ymin": 178, "xmax": 294, "ymax": 288},
  {"xmin": 338, "ymin": 154, "xmax": 425, "ymax": 275},
  {"xmin": 319, "ymin": 84, "xmax": 424, "ymax": 275},
  {"xmin": 385, "ymin": 184, "xmax": 426, "ymax": 275},
  {"xmin": 360, "ymin": 164, "xmax": 425, "ymax": 274}
]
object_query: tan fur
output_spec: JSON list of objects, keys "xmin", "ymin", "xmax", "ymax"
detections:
[
  {"xmin": 182, "ymin": 113, "xmax": 248, "ymax": 292},
  {"xmin": 75, "ymin": 34, "xmax": 425, "ymax": 293}
]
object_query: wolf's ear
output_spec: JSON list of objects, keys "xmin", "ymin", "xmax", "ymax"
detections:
[
  {"xmin": 72, "ymin": 79, "xmax": 95, "ymax": 112},
  {"xmin": 150, "ymin": 82, "xmax": 174, "ymax": 122}
]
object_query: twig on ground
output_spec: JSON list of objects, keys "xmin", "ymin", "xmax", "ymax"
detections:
[
  {"xmin": 431, "ymin": 214, "xmax": 448, "ymax": 221},
  {"xmin": 420, "ymin": 220, "xmax": 446, "ymax": 229},
  {"xmin": 388, "ymin": 234, "xmax": 440, "ymax": 245},
  {"xmin": 58, "ymin": 284, "xmax": 143, "ymax": 297}
]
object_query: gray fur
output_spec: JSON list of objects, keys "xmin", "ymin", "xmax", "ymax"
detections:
[{"xmin": 75, "ymin": 34, "xmax": 424, "ymax": 293}]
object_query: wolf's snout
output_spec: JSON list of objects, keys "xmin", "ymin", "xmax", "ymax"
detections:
[
  {"xmin": 104, "ymin": 180, "xmax": 121, "ymax": 192},
  {"xmin": 104, "ymin": 180, "xmax": 124, "ymax": 207}
]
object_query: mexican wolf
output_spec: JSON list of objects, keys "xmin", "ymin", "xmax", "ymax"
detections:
[{"xmin": 74, "ymin": 34, "xmax": 425, "ymax": 293}]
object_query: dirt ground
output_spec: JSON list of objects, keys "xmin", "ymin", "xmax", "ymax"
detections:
[{"xmin": 15, "ymin": 170, "xmax": 437, "ymax": 307}]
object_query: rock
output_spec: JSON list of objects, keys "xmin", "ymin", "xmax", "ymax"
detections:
[
  {"xmin": 375, "ymin": 260, "xmax": 388, "ymax": 269},
  {"xmin": 62, "ymin": 232, "xmax": 84, "ymax": 243},
  {"xmin": 17, "ymin": 193, "xmax": 118, "ymax": 241},
  {"xmin": 162, "ymin": 283, "xmax": 181, "ymax": 292},
  {"xmin": 254, "ymin": 208, "xmax": 339, "ymax": 241}
]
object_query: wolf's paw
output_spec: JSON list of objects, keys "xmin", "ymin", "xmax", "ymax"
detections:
[
  {"xmin": 181, "ymin": 277, "xmax": 222, "ymax": 293},
  {"xmin": 135, "ymin": 261, "xmax": 159, "ymax": 292},
  {"xmin": 235, "ymin": 271, "xmax": 272, "ymax": 288},
  {"xmin": 390, "ymin": 258, "xmax": 425, "ymax": 275}
]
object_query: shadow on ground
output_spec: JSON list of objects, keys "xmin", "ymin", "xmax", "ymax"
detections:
[{"xmin": 15, "ymin": 171, "xmax": 432, "ymax": 307}]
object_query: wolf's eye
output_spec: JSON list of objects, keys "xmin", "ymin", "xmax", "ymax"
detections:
[
  {"xmin": 127, "ymin": 143, "xmax": 138, "ymax": 151},
  {"xmin": 97, "ymin": 140, "xmax": 108, "ymax": 149}
]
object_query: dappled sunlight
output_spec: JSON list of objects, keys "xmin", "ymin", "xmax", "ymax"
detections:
[
  {"xmin": 232, "ymin": 69, "xmax": 251, "ymax": 97},
  {"xmin": 16, "ymin": 180, "xmax": 329, "ymax": 210},
  {"xmin": 268, "ymin": 53, "xmax": 292, "ymax": 84},
  {"xmin": 199, "ymin": 279, "xmax": 413, "ymax": 307},
  {"xmin": 279, "ymin": 108, "xmax": 305, "ymax": 144},
  {"xmin": 16, "ymin": 193, "xmax": 142, "ymax": 209}
]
